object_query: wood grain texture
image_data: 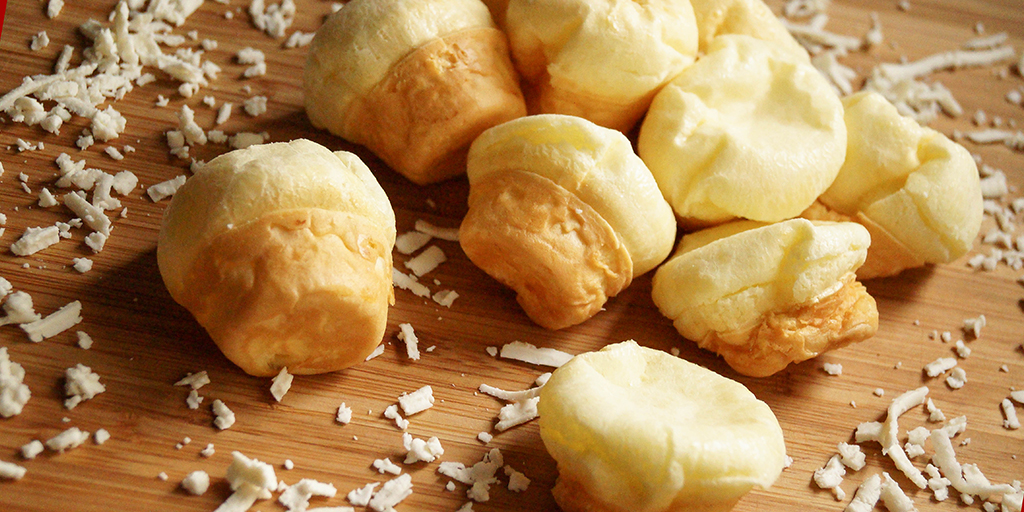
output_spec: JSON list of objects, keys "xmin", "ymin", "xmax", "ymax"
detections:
[{"xmin": 0, "ymin": 1, "xmax": 1022, "ymax": 511}]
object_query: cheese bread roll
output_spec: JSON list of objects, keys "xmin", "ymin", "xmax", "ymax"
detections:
[
  {"xmin": 638, "ymin": 34, "xmax": 846, "ymax": 228},
  {"xmin": 303, "ymin": 0, "xmax": 526, "ymax": 185},
  {"xmin": 504, "ymin": 0, "xmax": 698, "ymax": 133},
  {"xmin": 157, "ymin": 139, "xmax": 396, "ymax": 377},
  {"xmin": 804, "ymin": 91, "xmax": 983, "ymax": 279},
  {"xmin": 539, "ymin": 340, "xmax": 787, "ymax": 512},
  {"xmin": 689, "ymin": 0, "xmax": 806, "ymax": 58},
  {"xmin": 460, "ymin": 114, "xmax": 676, "ymax": 330},
  {"xmin": 651, "ymin": 219, "xmax": 877, "ymax": 377}
]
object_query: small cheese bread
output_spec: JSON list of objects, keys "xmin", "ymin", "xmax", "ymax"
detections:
[
  {"xmin": 303, "ymin": 0, "xmax": 526, "ymax": 185},
  {"xmin": 157, "ymin": 139, "xmax": 396, "ymax": 377},
  {"xmin": 651, "ymin": 219, "xmax": 877, "ymax": 377},
  {"xmin": 637, "ymin": 34, "xmax": 846, "ymax": 228},
  {"xmin": 688, "ymin": 0, "xmax": 807, "ymax": 58},
  {"xmin": 460, "ymin": 114, "xmax": 676, "ymax": 330},
  {"xmin": 804, "ymin": 91, "xmax": 984, "ymax": 279},
  {"xmin": 539, "ymin": 340, "xmax": 787, "ymax": 512},
  {"xmin": 504, "ymin": 0, "xmax": 699, "ymax": 133}
]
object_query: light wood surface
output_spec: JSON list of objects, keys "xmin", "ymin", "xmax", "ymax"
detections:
[{"xmin": 0, "ymin": 1, "xmax": 1022, "ymax": 511}]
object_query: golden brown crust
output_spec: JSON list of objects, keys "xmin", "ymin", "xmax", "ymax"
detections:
[
  {"xmin": 524, "ymin": 77, "xmax": 658, "ymax": 134},
  {"xmin": 346, "ymin": 27, "xmax": 526, "ymax": 185},
  {"xmin": 179, "ymin": 208, "xmax": 394, "ymax": 377},
  {"xmin": 700, "ymin": 273, "xmax": 878, "ymax": 377},
  {"xmin": 801, "ymin": 201, "xmax": 927, "ymax": 280},
  {"xmin": 459, "ymin": 170, "xmax": 632, "ymax": 330}
]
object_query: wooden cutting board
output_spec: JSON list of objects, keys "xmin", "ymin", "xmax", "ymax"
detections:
[{"xmin": 0, "ymin": 1, "xmax": 1022, "ymax": 511}]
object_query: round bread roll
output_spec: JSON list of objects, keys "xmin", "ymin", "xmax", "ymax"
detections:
[
  {"xmin": 803, "ymin": 91, "xmax": 983, "ymax": 279},
  {"xmin": 688, "ymin": 0, "xmax": 807, "ymax": 58},
  {"xmin": 157, "ymin": 139, "xmax": 396, "ymax": 377},
  {"xmin": 460, "ymin": 114, "xmax": 676, "ymax": 330},
  {"xmin": 651, "ymin": 218, "xmax": 877, "ymax": 377},
  {"xmin": 539, "ymin": 340, "xmax": 787, "ymax": 512},
  {"xmin": 504, "ymin": 0, "xmax": 699, "ymax": 133},
  {"xmin": 303, "ymin": 0, "xmax": 526, "ymax": 185},
  {"xmin": 637, "ymin": 34, "xmax": 846, "ymax": 228}
]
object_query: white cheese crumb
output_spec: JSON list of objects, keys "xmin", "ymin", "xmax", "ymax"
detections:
[
  {"xmin": 64, "ymin": 192, "xmax": 111, "ymax": 235},
  {"xmin": 477, "ymin": 432, "xmax": 493, "ymax": 444},
  {"xmin": 485, "ymin": 346, "xmax": 498, "ymax": 357},
  {"xmin": 47, "ymin": 0, "xmax": 64, "ymax": 18},
  {"xmin": 229, "ymin": 131, "xmax": 268, "ymax": 149},
  {"xmin": 225, "ymin": 451, "xmax": 277, "ymax": 503},
  {"xmin": 383, "ymin": 404, "xmax": 409, "ymax": 430},
  {"xmin": 823, "ymin": 362, "xmax": 843, "ymax": 375},
  {"xmin": 347, "ymin": 483, "xmax": 379, "ymax": 507},
  {"xmin": 336, "ymin": 403, "xmax": 352, "ymax": 424},
  {"xmin": 495, "ymin": 396, "xmax": 540, "ymax": 431},
  {"xmin": 0, "ymin": 460, "xmax": 27, "ymax": 481},
  {"xmin": 414, "ymin": 219, "xmax": 460, "ymax": 241},
  {"xmin": 22, "ymin": 300, "xmax": 83, "ymax": 343},
  {"xmin": 392, "ymin": 268, "xmax": 431, "ymax": 298},
  {"xmin": 216, "ymin": 102, "xmax": 233, "ymax": 125},
  {"xmin": 158, "ymin": 472, "xmax": 169, "ymax": 481},
  {"xmin": 284, "ymin": 31, "xmax": 315, "ymax": 48},
  {"xmin": 499, "ymin": 341, "xmax": 573, "ymax": 367},
  {"xmin": 1001, "ymin": 398, "xmax": 1020, "ymax": 429},
  {"xmin": 270, "ymin": 366, "xmax": 293, "ymax": 402},
  {"xmin": 1, "ymin": 292, "xmax": 40, "ymax": 327},
  {"xmin": 398, "ymin": 386, "xmax": 434, "ymax": 416},
  {"xmin": 200, "ymin": 444, "xmax": 215, "ymax": 458},
  {"xmin": 38, "ymin": 188, "xmax": 58, "ymax": 208},
  {"xmin": 182, "ymin": 470, "xmax": 210, "ymax": 496},
  {"xmin": 962, "ymin": 315, "xmax": 986, "ymax": 339},
  {"xmin": 187, "ymin": 389, "xmax": 203, "ymax": 410},
  {"xmin": 72, "ymin": 258, "xmax": 93, "ymax": 273},
  {"xmin": 212, "ymin": 399, "xmax": 235, "ymax": 430},
  {"xmin": 504, "ymin": 465, "xmax": 530, "ymax": 492},
  {"xmin": 64, "ymin": 363, "xmax": 105, "ymax": 409},
  {"xmin": 147, "ymin": 175, "xmax": 187, "ymax": 202},
  {"xmin": 954, "ymin": 339, "xmax": 972, "ymax": 358},
  {"xmin": 879, "ymin": 387, "xmax": 929, "ymax": 489},
  {"xmin": 30, "ymin": 32, "xmax": 50, "ymax": 51},
  {"xmin": 11, "ymin": 225, "xmax": 60, "ymax": 256},
  {"xmin": 84, "ymin": 232, "xmax": 107, "ymax": 253},
  {"xmin": 175, "ymin": 371, "xmax": 210, "ymax": 390},
  {"xmin": 813, "ymin": 454, "xmax": 846, "ymax": 491},
  {"xmin": 396, "ymin": 323, "xmax": 420, "ymax": 361},
  {"xmin": 432, "ymin": 289, "xmax": 459, "ymax": 308},
  {"xmin": 404, "ymin": 245, "xmax": 446, "ymax": 277},
  {"xmin": 395, "ymin": 231, "xmax": 432, "ymax": 255},
  {"xmin": 21, "ymin": 440, "xmax": 44, "ymax": 459},
  {"xmin": 1011, "ymin": 390, "xmax": 1024, "ymax": 404},
  {"xmin": 368, "ymin": 473, "xmax": 413, "ymax": 512},
  {"xmin": 838, "ymin": 442, "xmax": 866, "ymax": 470},
  {"xmin": 879, "ymin": 472, "xmax": 916, "ymax": 512},
  {"xmin": 845, "ymin": 473, "xmax": 881, "ymax": 512},
  {"xmin": 924, "ymin": 357, "xmax": 957, "ymax": 377},
  {"xmin": 0, "ymin": 347, "xmax": 31, "ymax": 418},
  {"xmin": 946, "ymin": 367, "xmax": 968, "ymax": 389},
  {"xmin": 402, "ymin": 433, "xmax": 444, "ymax": 464},
  {"xmin": 46, "ymin": 426, "xmax": 90, "ymax": 452},
  {"xmin": 372, "ymin": 457, "xmax": 402, "ymax": 475},
  {"xmin": 365, "ymin": 343, "xmax": 386, "ymax": 361},
  {"xmin": 243, "ymin": 96, "xmax": 267, "ymax": 116}
]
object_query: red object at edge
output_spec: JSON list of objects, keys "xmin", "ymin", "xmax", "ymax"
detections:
[{"xmin": 0, "ymin": 0, "xmax": 7, "ymax": 41}]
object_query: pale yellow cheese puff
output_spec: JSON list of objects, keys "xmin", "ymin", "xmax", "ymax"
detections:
[
  {"xmin": 689, "ymin": 0, "xmax": 807, "ymax": 59},
  {"xmin": 460, "ymin": 114, "xmax": 676, "ymax": 330},
  {"xmin": 504, "ymin": 0, "xmax": 699, "ymax": 133},
  {"xmin": 651, "ymin": 218, "xmax": 877, "ymax": 377},
  {"xmin": 158, "ymin": 140, "xmax": 396, "ymax": 377},
  {"xmin": 806, "ymin": 91, "xmax": 983, "ymax": 279},
  {"xmin": 539, "ymin": 340, "xmax": 787, "ymax": 512},
  {"xmin": 638, "ymin": 34, "xmax": 846, "ymax": 228},
  {"xmin": 303, "ymin": 0, "xmax": 526, "ymax": 185}
]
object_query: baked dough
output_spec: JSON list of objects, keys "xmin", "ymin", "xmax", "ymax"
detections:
[
  {"xmin": 460, "ymin": 114, "xmax": 676, "ymax": 330},
  {"xmin": 504, "ymin": 0, "xmax": 698, "ymax": 133},
  {"xmin": 539, "ymin": 340, "xmax": 787, "ymax": 512},
  {"xmin": 688, "ymin": 0, "xmax": 807, "ymax": 58},
  {"xmin": 157, "ymin": 139, "xmax": 396, "ymax": 377},
  {"xmin": 637, "ymin": 34, "xmax": 846, "ymax": 228},
  {"xmin": 651, "ymin": 219, "xmax": 877, "ymax": 377},
  {"xmin": 303, "ymin": 0, "xmax": 526, "ymax": 185},
  {"xmin": 804, "ymin": 91, "xmax": 984, "ymax": 279}
]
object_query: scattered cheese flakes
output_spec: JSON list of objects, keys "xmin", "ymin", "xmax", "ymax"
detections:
[
  {"xmin": 21, "ymin": 440, "xmax": 44, "ymax": 459},
  {"xmin": 396, "ymin": 323, "xmax": 420, "ymax": 361},
  {"xmin": 182, "ymin": 470, "xmax": 210, "ymax": 496},
  {"xmin": 879, "ymin": 472, "xmax": 916, "ymax": 512},
  {"xmin": 403, "ymin": 433, "xmax": 444, "ymax": 464},
  {"xmin": 495, "ymin": 396, "xmax": 540, "ymax": 431},
  {"xmin": 398, "ymin": 386, "xmax": 434, "ymax": 416},
  {"xmin": 216, "ymin": 102, "xmax": 233, "ymax": 125},
  {"xmin": 813, "ymin": 454, "xmax": 846, "ymax": 493},
  {"xmin": 504, "ymin": 465, "xmax": 530, "ymax": 492},
  {"xmin": 414, "ymin": 220, "xmax": 460, "ymax": 242},
  {"xmin": 1001, "ymin": 399, "xmax": 1020, "ymax": 429},
  {"xmin": 372, "ymin": 457, "xmax": 402, "ymax": 475},
  {"xmin": 224, "ymin": 451, "xmax": 277, "ymax": 506},
  {"xmin": 46, "ymin": 0, "xmax": 64, "ymax": 19},
  {"xmin": 845, "ymin": 473, "xmax": 882, "ymax": 512},
  {"xmin": 392, "ymin": 268, "xmax": 430, "ymax": 298},
  {"xmin": 10, "ymin": 226, "xmax": 61, "ymax": 256},
  {"xmin": 1011, "ymin": 390, "xmax": 1024, "ymax": 404},
  {"xmin": 85, "ymin": 232, "xmax": 108, "ymax": 253},
  {"xmin": 187, "ymin": 389, "xmax": 203, "ymax": 409},
  {"xmin": 45, "ymin": 426, "xmax": 89, "ymax": 452},
  {"xmin": 200, "ymin": 444, "xmax": 215, "ymax": 458},
  {"xmin": 31, "ymin": 32, "xmax": 51, "ymax": 51},
  {"xmin": 432, "ymin": 289, "xmax": 459, "ymax": 308},
  {"xmin": 946, "ymin": 367, "xmax": 968, "ymax": 389},
  {"xmin": 284, "ymin": 31, "xmax": 315, "ymax": 48},
  {"xmin": 499, "ymin": 341, "xmax": 573, "ymax": 367},
  {"xmin": 823, "ymin": 362, "xmax": 843, "ymax": 375},
  {"xmin": 365, "ymin": 343, "xmax": 385, "ymax": 361},
  {"xmin": 243, "ymin": 96, "xmax": 267, "ymax": 116},
  {"xmin": 404, "ymin": 245, "xmax": 446, "ymax": 277},
  {"xmin": 213, "ymin": 399, "xmax": 235, "ymax": 430},
  {"xmin": 0, "ymin": 460, "xmax": 27, "ymax": 481},
  {"xmin": 962, "ymin": 315, "xmax": 986, "ymax": 339},
  {"xmin": 249, "ymin": 0, "xmax": 297, "ymax": 39},
  {"xmin": 175, "ymin": 371, "xmax": 210, "ymax": 390},
  {"xmin": 0, "ymin": 347, "xmax": 31, "ymax": 418},
  {"xmin": 368, "ymin": 473, "xmax": 413, "ymax": 512},
  {"xmin": 72, "ymin": 258, "xmax": 93, "ymax": 273},
  {"xmin": 438, "ymin": 448, "xmax": 504, "ymax": 503},
  {"xmin": 336, "ymin": 403, "xmax": 352, "ymax": 424},
  {"xmin": 0, "ymin": 292, "xmax": 40, "ymax": 326},
  {"xmin": 485, "ymin": 346, "xmax": 498, "ymax": 357},
  {"xmin": 383, "ymin": 404, "xmax": 409, "ymax": 430},
  {"xmin": 478, "ymin": 382, "xmax": 543, "ymax": 403},
  {"xmin": 838, "ymin": 442, "xmax": 866, "ymax": 471},
  {"xmin": 929, "ymin": 429, "xmax": 1015, "ymax": 501},
  {"xmin": 64, "ymin": 192, "xmax": 111, "ymax": 235},
  {"xmin": 477, "ymin": 432, "xmax": 493, "ymax": 444},
  {"xmin": 878, "ymin": 386, "xmax": 929, "ymax": 489},
  {"xmin": 270, "ymin": 367, "xmax": 293, "ymax": 402},
  {"xmin": 147, "ymin": 175, "xmax": 187, "ymax": 202},
  {"xmin": 279, "ymin": 479, "xmax": 337, "ymax": 511},
  {"xmin": 38, "ymin": 188, "xmax": 58, "ymax": 208},
  {"xmin": 347, "ymin": 483, "xmax": 379, "ymax": 507},
  {"xmin": 64, "ymin": 363, "xmax": 105, "ymax": 409},
  {"xmin": 21, "ymin": 300, "xmax": 83, "ymax": 343},
  {"xmin": 924, "ymin": 357, "xmax": 957, "ymax": 377},
  {"xmin": 395, "ymin": 231, "xmax": 432, "ymax": 255}
]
